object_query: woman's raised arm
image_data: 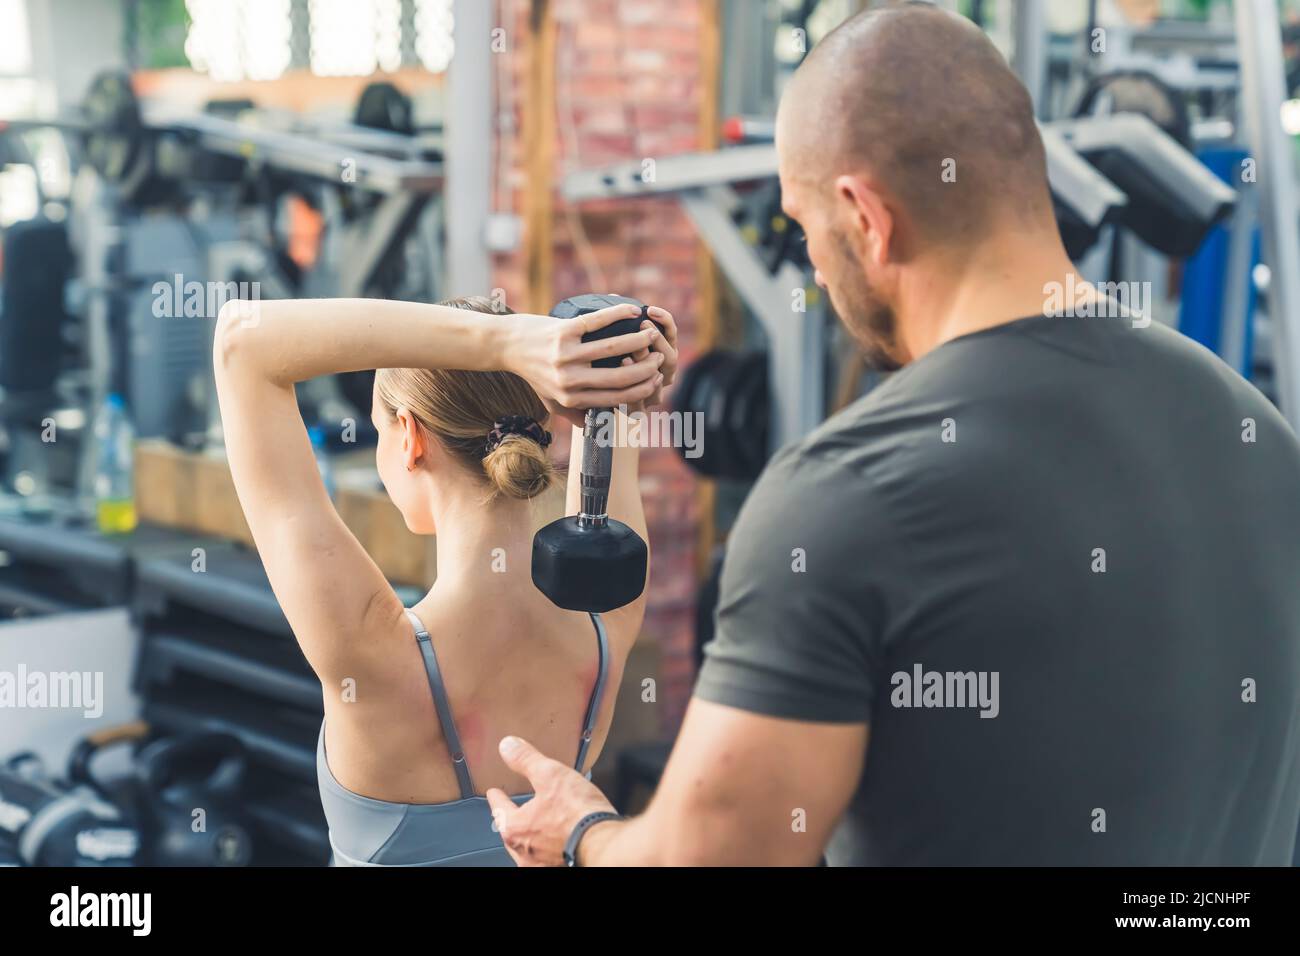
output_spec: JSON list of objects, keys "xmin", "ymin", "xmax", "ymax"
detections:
[{"xmin": 212, "ymin": 297, "xmax": 663, "ymax": 682}]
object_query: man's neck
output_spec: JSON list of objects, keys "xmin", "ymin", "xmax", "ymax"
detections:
[{"xmin": 894, "ymin": 228, "xmax": 1087, "ymax": 364}]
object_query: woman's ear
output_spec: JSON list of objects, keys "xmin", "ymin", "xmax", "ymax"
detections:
[{"xmin": 394, "ymin": 406, "xmax": 425, "ymax": 471}]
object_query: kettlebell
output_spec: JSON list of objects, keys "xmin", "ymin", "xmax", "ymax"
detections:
[{"xmin": 135, "ymin": 733, "xmax": 254, "ymax": 867}]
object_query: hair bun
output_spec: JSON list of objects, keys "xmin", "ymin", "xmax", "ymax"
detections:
[{"xmin": 482, "ymin": 433, "xmax": 556, "ymax": 500}]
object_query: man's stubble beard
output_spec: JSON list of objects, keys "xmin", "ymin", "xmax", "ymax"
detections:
[{"xmin": 830, "ymin": 231, "xmax": 903, "ymax": 373}]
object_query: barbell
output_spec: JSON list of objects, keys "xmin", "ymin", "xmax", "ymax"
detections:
[{"xmin": 32, "ymin": 71, "xmax": 421, "ymax": 203}]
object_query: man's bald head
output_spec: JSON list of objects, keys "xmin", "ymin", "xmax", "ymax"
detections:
[{"xmin": 777, "ymin": 3, "xmax": 1052, "ymax": 244}]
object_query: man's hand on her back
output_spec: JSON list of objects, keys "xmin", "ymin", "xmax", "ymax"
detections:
[{"xmin": 486, "ymin": 736, "xmax": 617, "ymax": 866}]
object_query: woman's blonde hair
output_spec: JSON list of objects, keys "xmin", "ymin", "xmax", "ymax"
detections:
[{"xmin": 374, "ymin": 296, "xmax": 556, "ymax": 500}]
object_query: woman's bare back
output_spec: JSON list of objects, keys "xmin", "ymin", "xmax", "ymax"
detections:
[{"xmin": 321, "ymin": 586, "xmax": 626, "ymax": 805}]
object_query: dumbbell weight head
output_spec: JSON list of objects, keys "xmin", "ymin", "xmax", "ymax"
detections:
[
  {"xmin": 549, "ymin": 293, "xmax": 665, "ymax": 367},
  {"xmin": 533, "ymin": 517, "xmax": 648, "ymax": 613}
]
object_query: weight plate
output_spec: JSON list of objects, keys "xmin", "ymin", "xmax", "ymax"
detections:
[
  {"xmin": 1075, "ymin": 69, "xmax": 1191, "ymax": 151},
  {"xmin": 674, "ymin": 351, "xmax": 726, "ymax": 477},
  {"xmin": 727, "ymin": 352, "xmax": 769, "ymax": 479},
  {"xmin": 81, "ymin": 71, "xmax": 145, "ymax": 185},
  {"xmin": 674, "ymin": 349, "xmax": 768, "ymax": 482},
  {"xmin": 705, "ymin": 351, "xmax": 750, "ymax": 479}
]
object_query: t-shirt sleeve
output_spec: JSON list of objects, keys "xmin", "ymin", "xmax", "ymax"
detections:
[{"xmin": 692, "ymin": 446, "xmax": 895, "ymax": 723}]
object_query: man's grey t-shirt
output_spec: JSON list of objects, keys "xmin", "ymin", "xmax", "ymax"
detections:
[{"xmin": 694, "ymin": 313, "xmax": 1300, "ymax": 866}]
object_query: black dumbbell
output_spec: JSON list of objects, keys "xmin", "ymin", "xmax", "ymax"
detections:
[{"xmin": 532, "ymin": 293, "xmax": 662, "ymax": 613}]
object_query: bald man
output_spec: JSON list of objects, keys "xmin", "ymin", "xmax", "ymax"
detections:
[{"xmin": 487, "ymin": 4, "xmax": 1300, "ymax": 865}]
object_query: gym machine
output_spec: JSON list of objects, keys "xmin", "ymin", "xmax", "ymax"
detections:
[
  {"xmin": 1055, "ymin": 113, "xmax": 1236, "ymax": 258},
  {"xmin": 1028, "ymin": 1, "xmax": 1300, "ymax": 421},
  {"xmin": 0, "ymin": 72, "xmax": 447, "ymax": 504}
]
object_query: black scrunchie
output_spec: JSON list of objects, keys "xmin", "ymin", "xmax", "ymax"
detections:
[{"xmin": 484, "ymin": 415, "xmax": 553, "ymax": 455}]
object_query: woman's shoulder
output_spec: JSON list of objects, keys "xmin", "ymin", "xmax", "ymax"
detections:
[{"xmin": 411, "ymin": 585, "xmax": 630, "ymax": 661}]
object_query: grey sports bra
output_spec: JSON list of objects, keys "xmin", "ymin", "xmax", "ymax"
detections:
[{"xmin": 316, "ymin": 607, "xmax": 610, "ymax": 866}]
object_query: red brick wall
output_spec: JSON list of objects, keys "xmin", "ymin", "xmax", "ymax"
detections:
[{"xmin": 491, "ymin": 0, "xmax": 709, "ymax": 734}]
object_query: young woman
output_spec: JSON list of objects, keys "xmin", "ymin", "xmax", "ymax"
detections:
[{"xmin": 213, "ymin": 295, "xmax": 676, "ymax": 865}]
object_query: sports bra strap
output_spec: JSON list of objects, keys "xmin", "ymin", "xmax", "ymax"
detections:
[
  {"xmin": 574, "ymin": 612, "xmax": 610, "ymax": 773},
  {"xmin": 406, "ymin": 608, "xmax": 476, "ymax": 800},
  {"xmin": 406, "ymin": 607, "xmax": 610, "ymax": 795}
]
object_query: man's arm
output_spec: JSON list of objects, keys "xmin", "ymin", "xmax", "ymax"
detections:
[
  {"xmin": 488, "ymin": 702, "xmax": 863, "ymax": 868},
  {"xmin": 487, "ymin": 702, "xmax": 865, "ymax": 866},
  {"xmin": 584, "ymin": 700, "xmax": 866, "ymax": 865}
]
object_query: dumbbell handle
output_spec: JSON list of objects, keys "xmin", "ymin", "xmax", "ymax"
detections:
[
  {"xmin": 578, "ymin": 408, "xmax": 615, "ymax": 528},
  {"xmin": 549, "ymin": 293, "xmax": 661, "ymax": 530}
]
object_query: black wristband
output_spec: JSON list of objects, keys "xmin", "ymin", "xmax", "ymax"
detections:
[{"xmin": 563, "ymin": 811, "xmax": 623, "ymax": 867}]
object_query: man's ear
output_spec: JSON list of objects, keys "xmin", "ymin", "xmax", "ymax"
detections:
[{"xmin": 835, "ymin": 173, "xmax": 895, "ymax": 266}]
